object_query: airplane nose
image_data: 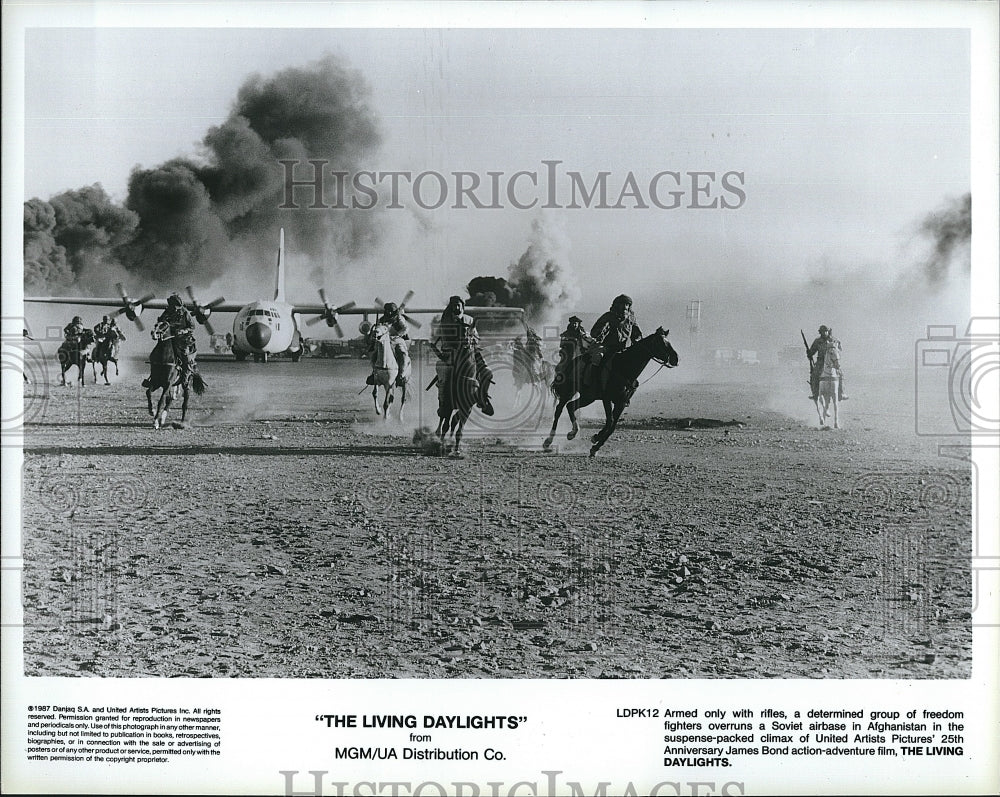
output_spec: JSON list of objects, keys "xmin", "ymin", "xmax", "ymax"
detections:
[{"xmin": 246, "ymin": 322, "xmax": 271, "ymax": 349}]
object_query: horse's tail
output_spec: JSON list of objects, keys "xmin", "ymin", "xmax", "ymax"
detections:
[{"xmin": 192, "ymin": 372, "xmax": 207, "ymax": 395}]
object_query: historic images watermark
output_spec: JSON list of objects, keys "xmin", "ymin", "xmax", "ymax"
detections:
[
  {"xmin": 278, "ymin": 769, "xmax": 747, "ymax": 796},
  {"xmin": 280, "ymin": 160, "xmax": 746, "ymax": 212}
]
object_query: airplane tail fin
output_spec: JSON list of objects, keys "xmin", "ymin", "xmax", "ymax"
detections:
[{"xmin": 274, "ymin": 228, "xmax": 286, "ymax": 302}]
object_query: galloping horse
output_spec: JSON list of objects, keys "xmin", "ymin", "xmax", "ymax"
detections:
[
  {"xmin": 143, "ymin": 321, "xmax": 205, "ymax": 428},
  {"xmin": 368, "ymin": 322, "xmax": 411, "ymax": 422},
  {"xmin": 814, "ymin": 355, "xmax": 840, "ymax": 430},
  {"xmin": 91, "ymin": 329, "xmax": 125, "ymax": 385},
  {"xmin": 57, "ymin": 329, "xmax": 96, "ymax": 386},
  {"xmin": 544, "ymin": 327, "xmax": 678, "ymax": 457},
  {"xmin": 436, "ymin": 343, "xmax": 494, "ymax": 457}
]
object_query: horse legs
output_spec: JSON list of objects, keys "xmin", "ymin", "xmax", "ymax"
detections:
[
  {"xmin": 372, "ymin": 384, "xmax": 380, "ymax": 415},
  {"xmin": 154, "ymin": 388, "xmax": 170, "ymax": 428},
  {"xmin": 180, "ymin": 382, "xmax": 190, "ymax": 421},
  {"xmin": 146, "ymin": 388, "xmax": 155, "ymax": 417},
  {"xmin": 451, "ymin": 411, "xmax": 470, "ymax": 457},
  {"xmin": 382, "ymin": 386, "xmax": 394, "ymax": 422},
  {"xmin": 831, "ymin": 394, "xmax": 839, "ymax": 429},
  {"xmin": 543, "ymin": 396, "xmax": 568, "ymax": 450},
  {"xmin": 102, "ymin": 361, "xmax": 110, "ymax": 385},
  {"xmin": 813, "ymin": 397, "xmax": 825, "ymax": 427},
  {"xmin": 590, "ymin": 399, "xmax": 626, "ymax": 457},
  {"xmin": 397, "ymin": 381, "xmax": 407, "ymax": 423},
  {"xmin": 565, "ymin": 397, "xmax": 584, "ymax": 441}
]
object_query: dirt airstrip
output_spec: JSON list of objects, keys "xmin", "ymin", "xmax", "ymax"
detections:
[{"xmin": 18, "ymin": 353, "xmax": 972, "ymax": 679}]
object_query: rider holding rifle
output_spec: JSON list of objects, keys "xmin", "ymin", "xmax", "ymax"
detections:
[{"xmin": 804, "ymin": 324, "xmax": 848, "ymax": 401}]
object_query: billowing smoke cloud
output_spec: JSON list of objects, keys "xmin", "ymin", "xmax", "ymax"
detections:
[
  {"xmin": 467, "ymin": 215, "xmax": 581, "ymax": 326},
  {"xmin": 916, "ymin": 192, "xmax": 970, "ymax": 287},
  {"xmin": 466, "ymin": 276, "xmax": 514, "ymax": 307},
  {"xmin": 24, "ymin": 198, "xmax": 71, "ymax": 292},
  {"xmin": 24, "ymin": 54, "xmax": 382, "ymax": 294},
  {"xmin": 24, "ymin": 185, "xmax": 139, "ymax": 292}
]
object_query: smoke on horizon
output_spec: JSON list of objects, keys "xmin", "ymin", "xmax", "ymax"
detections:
[{"xmin": 24, "ymin": 55, "xmax": 383, "ymax": 295}]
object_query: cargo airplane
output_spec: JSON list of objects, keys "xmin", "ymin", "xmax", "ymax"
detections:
[{"xmin": 25, "ymin": 229, "xmax": 526, "ymax": 362}]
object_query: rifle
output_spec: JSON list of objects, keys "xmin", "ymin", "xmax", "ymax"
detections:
[
  {"xmin": 425, "ymin": 337, "xmax": 447, "ymax": 391},
  {"xmin": 801, "ymin": 329, "xmax": 815, "ymax": 392}
]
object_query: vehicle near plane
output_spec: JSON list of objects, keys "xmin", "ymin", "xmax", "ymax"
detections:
[{"xmin": 25, "ymin": 229, "xmax": 527, "ymax": 362}]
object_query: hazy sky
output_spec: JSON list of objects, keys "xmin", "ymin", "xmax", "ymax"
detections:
[{"xmin": 13, "ymin": 13, "xmax": 987, "ymax": 351}]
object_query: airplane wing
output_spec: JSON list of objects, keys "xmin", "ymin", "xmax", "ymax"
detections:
[
  {"xmin": 291, "ymin": 305, "xmax": 525, "ymax": 317},
  {"xmin": 25, "ymin": 296, "xmax": 172, "ymax": 310},
  {"xmin": 24, "ymin": 297, "xmax": 247, "ymax": 313}
]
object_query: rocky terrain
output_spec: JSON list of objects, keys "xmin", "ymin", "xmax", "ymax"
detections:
[{"xmin": 18, "ymin": 354, "xmax": 972, "ymax": 679}]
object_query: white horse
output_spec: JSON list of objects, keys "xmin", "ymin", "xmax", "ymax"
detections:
[
  {"xmin": 368, "ymin": 323, "xmax": 411, "ymax": 422},
  {"xmin": 814, "ymin": 355, "xmax": 840, "ymax": 429}
]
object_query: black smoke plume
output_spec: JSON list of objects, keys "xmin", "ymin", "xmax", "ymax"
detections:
[
  {"xmin": 24, "ymin": 186, "xmax": 138, "ymax": 292},
  {"xmin": 465, "ymin": 215, "xmax": 581, "ymax": 326},
  {"xmin": 25, "ymin": 55, "xmax": 382, "ymax": 294},
  {"xmin": 466, "ymin": 276, "xmax": 514, "ymax": 307},
  {"xmin": 917, "ymin": 192, "xmax": 970, "ymax": 286}
]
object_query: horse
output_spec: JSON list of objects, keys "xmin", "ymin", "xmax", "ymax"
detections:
[
  {"xmin": 543, "ymin": 327, "xmax": 678, "ymax": 457},
  {"xmin": 435, "ymin": 343, "xmax": 494, "ymax": 458},
  {"xmin": 91, "ymin": 330, "xmax": 125, "ymax": 385},
  {"xmin": 57, "ymin": 329, "xmax": 96, "ymax": 387},
  {"xmin": 813, "ymin": 355, "xmax": 840, "ymax": 430},
  {"xmin": 368, "ymin": 322, "xmax": 411, "ymax": 422},
  {"xmin": 512, "ymin": 340, "xmax": 554, "ymax": 406},
  {"xmin": 143, "ymin": 321, "xmax": 205, "ymax": 428}
]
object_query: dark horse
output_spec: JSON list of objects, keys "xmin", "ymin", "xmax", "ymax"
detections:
[
  {"xmin": 143, "ymin": 321, "xmax": 205, "ymax": 428},
  {"xmin": 436, "ymin": 343, "xmax": 494, "ymax": 458},
  {"xmin": 91, "ymin": 330, "xmax": 125, "ymax": 385},
  {"xmin": 57, "ymin": 329, "xmax": 96, "ymax": 386},
  {"xmin": 544, "ymin": 327, "xmax": 678, "ymax": 457}
]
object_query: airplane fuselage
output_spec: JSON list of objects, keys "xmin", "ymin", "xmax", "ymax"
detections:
[{"xmin": 232, "ymin": 300, "xmax": 299, "ymax": 356}]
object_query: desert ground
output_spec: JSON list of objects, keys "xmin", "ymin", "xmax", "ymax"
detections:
[{"xmin": 18, "ymin": 346, "xmax": 972, "ymax": 679}]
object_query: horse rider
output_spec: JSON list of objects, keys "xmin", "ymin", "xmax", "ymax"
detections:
[
  {"xmin": 555, "ymin": 315, "xmax": 595, "ymax": 386},
  {"xmin": 437, "ymin": 295, "xmax": 494, "ymax": 415},
  {"xmin": 94, "ymin": 314, "xmax": 125, "ymax": 346},
  {"xmin": 366, "ymin": 301, "xmax": 410, "ymax": 386},
  {"xmin": 156, "ymin": 292, "xmax": 199, "ymax": 381},
  {"xmin": 807, "ymin": 324, "xmax": 848, "ymax": 401},
  {"xmin": 587, "ymin": 294, "xmax": 643, "ymax": 388},
  {"xmin": 63, "ymin": 315, "xmax": 87, "ymax": 347}
]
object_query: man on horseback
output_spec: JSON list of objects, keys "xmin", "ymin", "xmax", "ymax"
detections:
[
  {"xmin": 554, "ymin": 315, "xmax": 595, "ymax": 389},
  {"xmin": 587, "ymin": 294, "xmax": 642, "ymax": 389},
  {"xmin": 437, "ymin": 295, "xmax": 494, "ymax": 416},
  {"xmin": 94, "ymin": 315, "xmax": 125, "ymax": 346},
  {"xmin": 807, "ymin": 325, "xmax": 848, "ymax": 401},
  {"xmin": 156, "ymin": 292, "xmax": 199, "ymax": 382},
  {"xmin": 367, "ymin": 301, "xmax": 410, "ymax": 386},
  {"xmin": 63, "ymin": 315, "xmax": 86, "ymax": 346}
]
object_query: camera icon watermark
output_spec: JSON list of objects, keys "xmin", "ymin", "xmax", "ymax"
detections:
[
  {"xmin": 1, "ymin": 319, "xmax": 54, "ymax": 442},
  {"xmin": 915, "ymin": 318, "xmax": 999, "ymax": 438}
]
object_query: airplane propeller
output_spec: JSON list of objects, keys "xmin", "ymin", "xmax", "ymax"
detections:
[
  {"xmin": 306, "ymin": 288, "xmax": 356, "ymax": 338},
  {"xmin": 112, "ymin": 283, "xmax": 156, "ymax": 331},
  {"xmin": 185, "ymin": 286, "xmax": 226, "ymax": 336},
  {"xmin": 374, "ymin": 290, "xmax": 422, "ymax": 329}
]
